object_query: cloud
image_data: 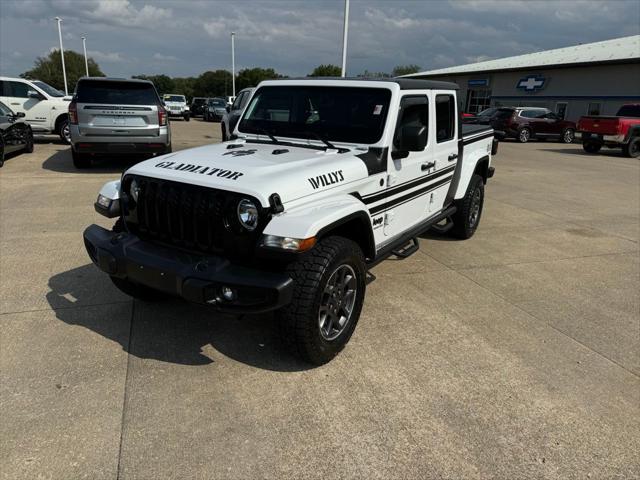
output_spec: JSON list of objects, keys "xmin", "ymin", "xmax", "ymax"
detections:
[
  {"xmin": 88, "ymin": 50, "xmax": 126, "ymax": 63},
  {"xmin": 153, "ymin": 53, "xmax": 178, "ymax": 61}
]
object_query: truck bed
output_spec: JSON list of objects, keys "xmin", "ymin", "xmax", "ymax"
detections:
[{"xmin": 462, "ymin": 124, "xmax": 493, "ymax": 138}]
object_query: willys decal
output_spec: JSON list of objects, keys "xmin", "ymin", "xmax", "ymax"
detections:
[
  {"xmin": 155, "ymin": 161, "xmax": 244, "ymax": 180},
  {"xmin": 308, "ymin": 170, "xmax": 344, "ymax": 190}
]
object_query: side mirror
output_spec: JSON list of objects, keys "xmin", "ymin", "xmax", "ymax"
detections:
[
  {"xmin": 27, "ymin": 90, "xmax": 41, "ymax": 99},
  {"xmin": 15, "ymin": 111, "xmax": 26, "ymax": 118},
  {"xmin": 392, "ymin": 125, "xmax": 427, "ymax": 160}
]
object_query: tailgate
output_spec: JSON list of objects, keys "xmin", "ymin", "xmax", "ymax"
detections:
[
  {"xmin": 577, "ymin": 116, "xmax": 620, "ymax": 135},
  {"xmin": 78, "ymin": 104, "xmax": 159, "ymax": 137}
]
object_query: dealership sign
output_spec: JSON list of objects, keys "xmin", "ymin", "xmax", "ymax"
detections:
[
  {"xmin": 517, "ymin": 75, "xmax": 546, "ymax": 92},
  {"xmin": 468, "ymin": 79, "xmax": 489, "ymax": 87}
]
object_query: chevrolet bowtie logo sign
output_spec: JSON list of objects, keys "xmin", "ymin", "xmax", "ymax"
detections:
[{"xmin": 517, "ymin": 75, "xmax": 546, "ymax": 92}]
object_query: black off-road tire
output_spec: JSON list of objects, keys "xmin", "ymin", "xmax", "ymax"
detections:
[
  {"xmin": 450, "ymin": 174, "xmax": 484, "ymax": 239},
  {"xmin": 583, "ymin": 140, "xmax": 602, "ymax": 154},
  {"xmin": 0, "ymin": 140, "xmax": 5, "ymax": 168},
  {"xmin": 278, "ymin": 236, "xmax": 366, "ymax": 365},
  {"xmin": 622, "ymin": 136, "xmax": 639, "ymax": 158},
  {"xmin": 110, "ymin": 276, "xmax": 165, "ymax": 302},
  {"xmin": 517, "ymin": 127, "xmax": 531, "ymax": 143},
  {"xmin": 72, "ymin": 148, "xmax": 92, "ymax": 168},
  {"xmin": 184, "ymin": 114, "xmax": 190, "ymax": 122},
  {"xmin": 24, "ymin": 129, "xmax": 34, "ymax": 153},
  {"xmin": 221, "ymin": 124, "xmax": 227, "ymax": 142}
]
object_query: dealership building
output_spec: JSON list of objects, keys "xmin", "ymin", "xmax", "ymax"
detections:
[{"xmin": 405, "ymin": 35, "xmax": 640, "ymax": 122}]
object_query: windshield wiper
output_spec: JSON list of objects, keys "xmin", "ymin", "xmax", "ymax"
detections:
[
  {"xmin": 253, "ymin": 127, "xmax": 280, "ymax": 144},
  {"xmin": 302, "ymin": 131, "xmax": 336, "ymax": 150}
]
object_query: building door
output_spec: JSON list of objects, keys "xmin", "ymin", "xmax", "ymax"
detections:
[{"xmin": 555, "ymin": 102, "xmax": 568, "ymax": 120}]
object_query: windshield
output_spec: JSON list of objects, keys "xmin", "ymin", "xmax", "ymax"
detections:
[
  {"xmin": 210, "ymin": 98, "xmax": 226, "ymax": 107},
  {"xmin": 164, "ymin": 95, "xmax": 185, "ymax": 102},
  {"xmin": 192, "ymin": 98, "xmax": 206, "ymax": 105},
  {"xmin": 617, "ymin": 105, "xmax": 640, "ymax": 117},
  {"xmin": 33, "ymin": 80, "xmax": 65, "ymax": 97},
  {"xmin": 477, "ymin": 107, "xmax": 497, "ymax": 117},
  {"xmin": 238, "ymin": 86, "xmax": 392, "ymax": 145}
]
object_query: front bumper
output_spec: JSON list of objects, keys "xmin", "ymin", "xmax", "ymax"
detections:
[{"xmin": 83, "ymin": 224, "xmax": 294, "ymax": 313}]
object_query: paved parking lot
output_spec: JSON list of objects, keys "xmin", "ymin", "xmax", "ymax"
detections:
[{"xmin": 1, "ymin": 118, "xmax": 639, "ymax": 479}]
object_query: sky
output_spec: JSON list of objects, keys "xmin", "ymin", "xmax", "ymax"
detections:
[{"xmin": 1, "ymin": 0, "xmax": 639, "ymax": 79}]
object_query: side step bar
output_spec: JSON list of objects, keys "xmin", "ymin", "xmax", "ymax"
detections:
[
  {"xmin": 429, "ymin": 218, "xmax": 454, "ymax": 234},
  {"xmin": 391, "ymin": 237, "xmax": 419, "ymax": 259}
]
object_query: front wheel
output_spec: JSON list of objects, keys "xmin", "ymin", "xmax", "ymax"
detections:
[
  {"xmin": 0, "ymin": 140, "xmax": 4, "ymax": 168},
  {"xmin": 24, "ymin": 129, "xmax": 34, "ymax": 153},
  {"xmin": 622, "ymin": 137, "xmax": 639, "ymax": 158},
  {"xmin": 450, "ymin": 174, "xmax": 484, "ymax": 239},
  {"xmin": 221, "ymin": 124, "xmax": 227, "ymax": 142},
  {"xmin": 517, "ymin": 127, "xmax": 531, "ymax": 143},
  {"xmin": 58, "ymin": 118, "xmax": 71, "ymax": 144},
  {"xmin": 561, "ymin": 128, "xmax": 575, "ymax": 144},
  {"xmin": 278, "ymin": 236, "xmax": 366, "ymax": 365},
  {"xmin": 183, "ymin": 114, "xmax": 190, "ymax": 122}
]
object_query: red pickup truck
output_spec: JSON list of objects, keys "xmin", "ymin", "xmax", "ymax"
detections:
[{"xmin": 577, "ymin": 104, "xmax": 640, "ymax": 158}]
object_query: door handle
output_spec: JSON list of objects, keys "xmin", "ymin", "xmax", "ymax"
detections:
[
  {"xmin": 421, "ymin": 162, "xmax": 435, "ymax": 171},
  {"xmin": 448, "ymin": 153, "xmax": 458, "ymax": 161}
]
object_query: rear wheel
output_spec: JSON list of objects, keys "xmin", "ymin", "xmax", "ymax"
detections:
[
  {"xmin": 622, "ymin": 137, "xmax": 639, "ymax": 158},
  {"xmin": 517, "ymin": 127, "xmax": 531, "ymax": 143},
  {"xmin": 450, "ymin": 174, "xmax": 484, "ymax": 239},
  {"xmin": 561, "ymin": 128, "xmax": 575, "ymax": 144},
  {"xmin": 583, "ymin": 140, "xmax": 602, "ymax": 154},
  {"xmin": 110, "ymin": 277, "xmax": 165, "ymax": 301},
  {"xmin": 278, "ymin": 236, "xmax": 366, "ymax": 365},
  {"xmin": 72, "ymin": 148, "xmax": 92, "ymax": 168}
]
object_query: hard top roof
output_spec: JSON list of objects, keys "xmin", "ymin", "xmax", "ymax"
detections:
[{"xmin": 261, "ymin": 77, "xmax": 458, "ymax": 90}]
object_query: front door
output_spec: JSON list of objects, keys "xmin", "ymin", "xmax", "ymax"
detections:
[{"xmin": 382, "ymin": 93, "xmax": 432, "ymax": 238}]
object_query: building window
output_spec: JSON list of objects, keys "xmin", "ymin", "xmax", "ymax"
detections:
[
  {"xmin": 465, "ymin": 88, "xmax": 492, "ymax": 114},
  {"xmin": 588, "ymin": 102, "xmax": 601, "ymax": 115}
]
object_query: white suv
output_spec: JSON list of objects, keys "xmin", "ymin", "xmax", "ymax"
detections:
[{"xmin": 0, "ymin": 76, "xmax": 71, "ymax": 143}]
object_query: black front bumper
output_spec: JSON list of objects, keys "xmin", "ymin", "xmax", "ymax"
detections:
[{"xmin": 83, "ymin": 224, "xmax": 294, "ymax": 313}]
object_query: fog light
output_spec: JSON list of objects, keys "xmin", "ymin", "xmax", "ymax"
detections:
[{"xmin": 221, "ymin": 286, "xmax": 236, "ymax": 301}]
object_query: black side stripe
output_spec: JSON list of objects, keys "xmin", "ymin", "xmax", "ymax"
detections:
[
  {"xmin": 463, "ymin": 131, "xmax": 494, "ymax": 146},
  {"xmin": 363, "ymin": 164, "xmax": 456, "ymax": 205},
  {"xmin": 369, "ymin": 175, "xmax": 453, "ymax": 216}
]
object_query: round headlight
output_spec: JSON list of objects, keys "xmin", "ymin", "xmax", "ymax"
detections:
[
  {"xmin": 237, "ymin": 199, "xmax": 259, "ymax": 231},
  {"xmin": 130, "ymin": 178, "xmax": 140, "ymax": 202}
]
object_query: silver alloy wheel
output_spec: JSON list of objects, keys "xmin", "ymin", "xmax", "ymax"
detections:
[
  {"xmin": 318, "ymin": 264, "xmax": 357, "ymax": 341},
  {"xmin": 62, "ymin": 122, "xmax": 71, "ymax": 143},
  {"xmin": 563, "ymin": 129, "xmax": 575, "ymax": 143},
  {"xmin": 519, "ymin": 128, "xmax": 530, "ymax": 142},
  {"xmin": 469, "ymin": 188, "xmax": 482, "ymax": 228}
]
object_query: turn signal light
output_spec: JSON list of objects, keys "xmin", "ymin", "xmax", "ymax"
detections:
[
  {"xmin": 69, "ymin": 101, "xmax": 78, "ymax": 124},
  {"xmin": 158, "ymin": 106, "xmax": 167, "ymax": 126}
]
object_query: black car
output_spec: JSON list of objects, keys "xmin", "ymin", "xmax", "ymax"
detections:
[
  {"xmin": 221, "ymin": 88, "xmax": 254, "ymax": 141},
  {"xmin": 0, "ymin": 101, "xmax": 34, "ymax": 167},
  {"xmin": 190, "ymin": 97, "xmax": 208, "ymax": 117}
]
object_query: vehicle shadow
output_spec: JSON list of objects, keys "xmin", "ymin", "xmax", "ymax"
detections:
[
  {"xmin": 47, "ymin": 264, "xmax": 311, "ymax": 372},
  {"xmin": 539, "ymin": 147, "xmax": 626, "ymax": 158},
  {"xmin": 41, "ymin": 147, "xmax": 153, "ymax": 174}
]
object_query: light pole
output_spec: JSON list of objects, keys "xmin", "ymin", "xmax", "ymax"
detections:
[
  {"xmin": 231, "ymin": 32, "xmax": 236, "ymax": 98},
  {"xmin": 81, "ymin": 35, "xmax": 89, "ymax": 77},
  {"xmin": 54, "ymin": 16, "xmax": 68, "ymax": 95},
  {"xmin": 341, "ymin": 0, "xmax": 349, "ymax": 77}
]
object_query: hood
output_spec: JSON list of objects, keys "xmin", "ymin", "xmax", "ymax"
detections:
[{"xmin": 125, "ymin": 141, "xmax": 370, "ymax": 206}]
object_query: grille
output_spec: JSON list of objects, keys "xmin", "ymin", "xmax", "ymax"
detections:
[{"xmin": 124, "ymin": 175, "xmax": 246, "ymax": 255}]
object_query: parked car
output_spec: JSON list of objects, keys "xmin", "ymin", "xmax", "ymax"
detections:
[
  {"xmin": 69, "ymin": 77, "xmax": 171, "ymax": 168},
  {"xmin": 577, "ymin": 104, "xmax": 640, "ymax": 157},
  {"xmin": 486, "ymin": 107, "xmax": 576, "ymax": 143},
  {"xmin": 221, "ymin": 88, "xmax": 254, "ymax": 141},
  {"xmin": 0, "ymin": 75, "xmax": 71, "ymax": 143},
  {"xmin": 0, "ymin": 100, "xmax": 34, "ymax": 167},
  {"xmin": 203, "ymin": 97, "xmax": 227, "ymax": 122},
  {"xmin": 190, "ymin": 97, "xmax": 208, "ymax": 117},
  {"xmin": 83, "ymin": 77, "xmax": 497, "ymax": 365},
  {"xmin": 163, "ymin": 94, "xmax": 190, "ymax": 121}
]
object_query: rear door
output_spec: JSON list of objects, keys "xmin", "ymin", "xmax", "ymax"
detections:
[
  {"xmin": 75, "ymin": 80, "xmax": 160, "ymax": 138},
  {"xmin": 431, "ymin": 92, "xmax": 458, "ymax": 213}
]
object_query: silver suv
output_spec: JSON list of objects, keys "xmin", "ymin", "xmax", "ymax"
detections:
[{"xmin": 69, "ymin": 77, "xmax": 171, "ymax": 168}]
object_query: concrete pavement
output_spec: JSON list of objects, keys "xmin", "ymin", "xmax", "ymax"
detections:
[{"xmin": 1, "ymin": 119, "xmax": 638, "ymax": 479}]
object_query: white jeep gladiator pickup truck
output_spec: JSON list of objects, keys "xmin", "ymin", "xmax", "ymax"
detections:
[{"xmin": 83, "ymin": 78, "xmax": 497, "ymax": 365}]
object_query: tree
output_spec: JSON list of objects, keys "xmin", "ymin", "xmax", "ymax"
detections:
[
  {"xmin": 172, "ymin": 77, "xmax": 196, "ymax": 100},
  {"xmin": 308, "ymin": 64, "xmax": 342, "ymax": 77},
  {"xmin": 21, "ymin": 49, "xmax": 104, "ymax": 93},
  {"xmin": 236, "ymin": 67, "xmax": 283, "ymax": 91},
  {"xmin": 392, "ymin": 64, "xmax": 421, "ymax": 77},
  {"xmin": 193, "ymin": 70, "xmax": 233, "ymax": 98},
  {"xmin": 132, "ymin": 74, "xmax": 175, "ymax": 96},
  {"xmin": 357, "ymin": 70, "xmax": 391, "ymax": 79}
]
